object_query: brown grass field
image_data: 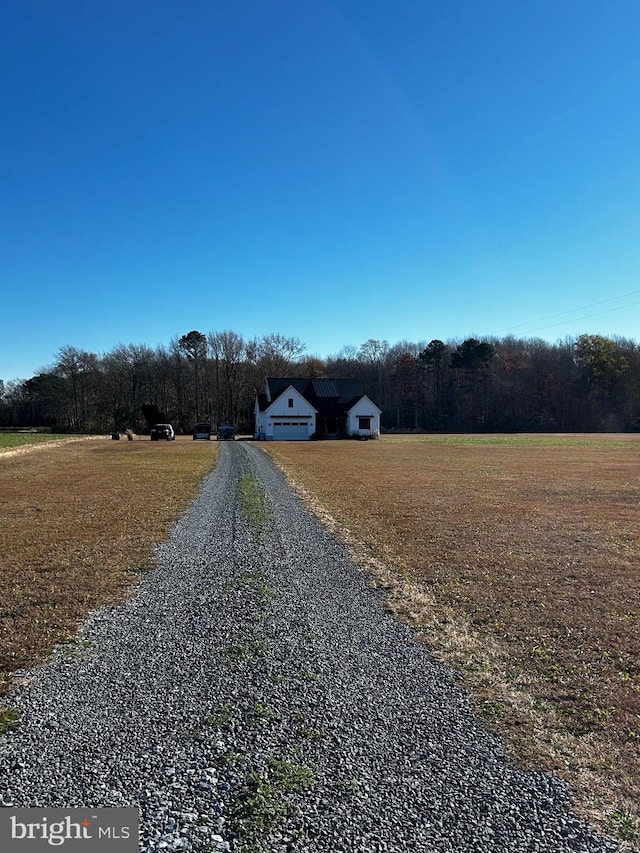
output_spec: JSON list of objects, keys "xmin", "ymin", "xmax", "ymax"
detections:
[
  {"xmin": 262, "ymin": 434, "xmax": 640, "ymax": 846},
  {"xmin": 0, "ymin": 432, "xmax": 638, "ymax": 845},
  {"xmin": 0, "ymin": 435, "xmax": 218, "ymax": 698}
]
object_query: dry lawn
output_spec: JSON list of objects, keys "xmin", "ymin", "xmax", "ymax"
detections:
[
  {"xmin": 0, "ymin": 436, "xmax": 218, "ymax": 695},
  {"xmin": 0, "ymin": 432, "xmax": 637, "ymax": 843},
  {"xmin": 262, "ymin": 434, "xmax": 640, "ymax": 845}
]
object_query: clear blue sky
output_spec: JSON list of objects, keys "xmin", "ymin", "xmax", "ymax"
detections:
[{"xmin": 2, "ymin": 0, "xmax": 640, "ymax": 381}]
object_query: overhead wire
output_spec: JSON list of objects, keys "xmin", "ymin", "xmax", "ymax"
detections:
[{"xmin": 492, "ymin": 288, "xmax": 640, "ymax": 337}]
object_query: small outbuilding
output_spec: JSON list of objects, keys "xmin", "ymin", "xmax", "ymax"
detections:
[{"xmin": 254, "ymin": 378, "xmax": 381, "ymax": 441}]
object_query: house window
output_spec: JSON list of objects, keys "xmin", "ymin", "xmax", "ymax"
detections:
[
  {"xmin": 288, "ymin": 398, "xmax": 294, "ymax": 408},
  {"xmin": 358, "ymin": 416, "xmax": 371, "ymax": 430}
]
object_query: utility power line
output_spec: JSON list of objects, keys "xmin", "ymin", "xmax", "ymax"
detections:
[{"xmin": 493, "ymin": 288, "xmax": 640, "ymax": 336}]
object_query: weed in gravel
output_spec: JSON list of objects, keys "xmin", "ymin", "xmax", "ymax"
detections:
[
  {"xmin": 222, "ymin": 642, "xmax": 252, "ymax": 664},
  {"xmin": 291, "ymin": 711, "xmax": 326, "ymax": 740},
  {"xmin": 220, "ymin": 751, "xmax": 245, "ymax": 768},
  {"xmin": 227, "ymin": 771, "xmax": 289, "ymax": 848},
  {"xmin": 205, "ymin": 705, "xmax": 234, "ymax": 728},
  {"xmin": 258, "ymin": 584, "xmax": 274, "ymax": 603},
  {"xmin": 266, "ymin": 758, "xmax": 314, "ymax": 791},
  {"xmin": 60, "ymin": 638, "xmax": 93, "ymax": 663},
  {"xmin": 0, "ymin": 708, "xmax": 20, "ymax": 735},
  {"xmin": 267, "ymin": 672, "xmax": 288, "ymax": 684},
  {"xmin": 182, "ymin": 728, "xmax": 203, "ymax": 741},
  {"xmin": 250, "ymin": 702, "xmax": 279, "ymax": 723},
  {"xmin": 222, "ymin": 637, "xmax": 268, "ymax": 667},
  {"xmin": 227, "ymin": 759, "xmax": 314, "ymax": 851},
  {"xmin": 250, "ymin": 637, "xmax": 269, "ymax": 658},
  {"xmin": 238, "ymin": 475, "xmax": 270, "ymax": 529},
  {"xmin": 335, "ymin": 778, "xmax": 360, "ymax": 796},
  {"xmin": 299, "ymin": 669, "xmax": 319, "ymax": 682},
  {"xmin": 299, "ymin": 726, "xmax": 325, "ymax": 741},
  {"xmin": 237, "ymin": 568, "xmax": 267, "ymax": 589},
  {"xmin": 286, "ymin": 743, "xmax": 303, "ymax": 760},
  {"xmin": 234, "ymin": 564, "xmax": 273, "ymax": 627}
]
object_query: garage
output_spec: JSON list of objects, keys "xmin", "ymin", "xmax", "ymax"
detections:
[
  {"xmin": 272, "ymin": 421, "xmax": 309, "ymax": 441},
  {"xmin": 254, "ymin": 379, "xmax": 380, "ymax": 441}
]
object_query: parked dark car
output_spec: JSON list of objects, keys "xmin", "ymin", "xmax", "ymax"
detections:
[
  {"xmin": 217, "ymin": 425, "xmax": 235, "ymax": 440},
  {"xmin": 150, "ymin": 423, "xmax": 175, "ymax": 441},
  {"xmin": 193, "ymin": 422, "xmax": 212, "ymax": 440}
]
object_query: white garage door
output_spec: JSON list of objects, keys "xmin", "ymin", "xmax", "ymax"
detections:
[{"xmin": 272, "ymin": 421, "xmax": 309, "ymax": 440}]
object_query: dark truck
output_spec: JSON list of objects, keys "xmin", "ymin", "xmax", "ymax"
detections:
[{"xmin": 193, "ymin": 423, "xmax": 212, "ymax": 440}]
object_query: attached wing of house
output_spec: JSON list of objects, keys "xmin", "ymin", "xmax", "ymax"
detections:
[{"xmin": 254, "ymin": 378, "xmax": 382, "ymax": 440}]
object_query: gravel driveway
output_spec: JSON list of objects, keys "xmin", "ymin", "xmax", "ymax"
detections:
[{"xmin": 0, "ymin": 442, "xmax": 619, "ymax": 852}]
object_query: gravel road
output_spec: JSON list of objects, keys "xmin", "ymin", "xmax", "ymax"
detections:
[{"xmin": 0, "ymin": 441, "xmax": 619, "ymax": 852}]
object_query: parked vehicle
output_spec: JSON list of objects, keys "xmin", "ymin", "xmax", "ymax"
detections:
[
  {"xmin": 217, "ymin": 424, "xmax": 235, "ymax": 440},
  {"xmin": 150, "ymin": 423, "xmax": 175, "ymax": 441},
  {"xmin": 193, "ymin": 422, "xmax": 212, "ymax": 440}
]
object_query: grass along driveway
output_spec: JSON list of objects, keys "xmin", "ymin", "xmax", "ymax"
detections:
[
  {"xmin": 262, "ymin": 434, "xmax": 640, "ymax": 847},
  {"xmin": 0, "ymin": 436, "xmax": 218, "ymax": 701}
]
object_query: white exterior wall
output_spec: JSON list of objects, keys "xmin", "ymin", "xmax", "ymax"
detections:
[
  {"xmin": 347, "ymin": 396, "xmax": 381, "ymax": 437},
  {"xmin": 254, "ymin": 409, "xmax": 272, "ymax": 439},
  {"xmin": 255, "ymin": 386, "xmax": 316, "ymax": 440}
]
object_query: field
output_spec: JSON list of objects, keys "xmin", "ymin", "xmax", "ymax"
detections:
[
  {"xmin": 0, "ymin": 435, "xmax": 218, "ymax": 700},
  {"xmin": 262, "ymin": 435, "xmax": 640, "ymax": 844},
  {"xmin": 0, "ymin": 431, "xmax": 86, "ymax": 450},
  {"xmin": 0, "ymin": 432, "xmax": 637, "ymax": 845}
]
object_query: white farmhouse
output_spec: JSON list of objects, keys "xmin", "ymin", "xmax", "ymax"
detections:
[{"xmin": 254, "ymin": 378, "xmax": 382, "ymax": 441}]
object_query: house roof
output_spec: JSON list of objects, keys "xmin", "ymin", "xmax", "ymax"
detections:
[
  {"xmin": 310, "ymin": 378, "xmax": 364, "ymax": 402},
  {"xmin": 257, "ymin": 377, "xmax": 371, "ymax": 416},
  {"xmin": 265, "ymin": 378, "xmax": 310, "ymax": 401}
]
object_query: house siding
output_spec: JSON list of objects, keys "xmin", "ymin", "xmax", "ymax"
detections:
[
  {"xmin": 347, "ymin": 396, "xmax": 382, "ymax": 437},
  {"xmin": 254, "ymin": 385, "xmax": 316, "ymax": 440},
  {"xmin": 255, "ymin": 379, "xmax": 381, "ymax": 441}
]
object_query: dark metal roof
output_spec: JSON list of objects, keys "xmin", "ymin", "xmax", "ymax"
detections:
[
  {"xmin": 311, "ymin": 379, "xmax": 339, "ymax": 398},
  {"xmin": 260, "ymin": 377, "xmax": 370, "ymax": 415}
]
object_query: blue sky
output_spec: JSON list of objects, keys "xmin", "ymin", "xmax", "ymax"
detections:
[{"xmin": 2, "ymin": 0, "xmax": 640, "ymax": 381}]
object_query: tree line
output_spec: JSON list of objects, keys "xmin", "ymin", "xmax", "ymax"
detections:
[{"xmin": 1, "ymin": 331, "xmax": 639, "ymax": 434}]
